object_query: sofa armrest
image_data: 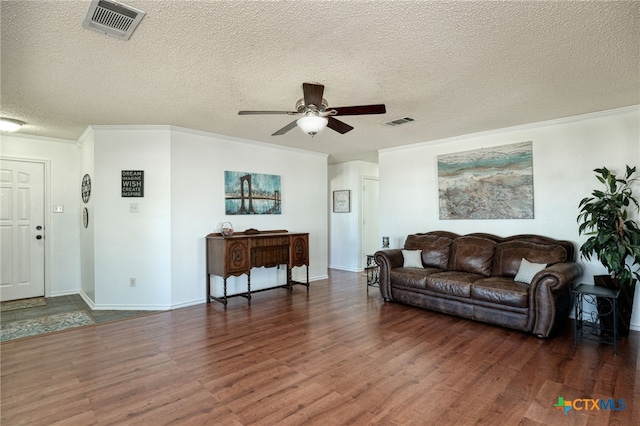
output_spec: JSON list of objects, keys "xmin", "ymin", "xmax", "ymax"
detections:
[
  {"xmin": 530, "ymin": 262, "xmax": 583, "ymax": 337},
  {"xmin": 531, "ymin": 262, "xmax": 583, "ymax": 292},
  {"xmin": 374, "ymin": 249, "xmax": 404, "ymax": 301}
]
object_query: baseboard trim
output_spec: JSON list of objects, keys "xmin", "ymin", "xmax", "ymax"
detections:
[
  {"xmin": 76, "ymin": 290, "xmax": 169, "ymax": 311},
  {"xmin": 329, "ymin": 266, "xmax": 360, "ymax": 273},
  {"xmin": 78, "ymin": 290, "xmax": 95, "ymax": 310}
]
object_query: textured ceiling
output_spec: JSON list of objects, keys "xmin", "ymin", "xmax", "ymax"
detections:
[{"xmin": 1, "ymin": 1, "xmax": 639, "ymax": 163}]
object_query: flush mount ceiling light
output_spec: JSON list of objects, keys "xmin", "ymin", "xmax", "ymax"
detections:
[
  {"xmin": 296, "ymin": 115, "xmax": 328, "ymax": 136},
  {"xmin": 0, "ymin": 118, "xmax": 25, "ymax": 132}
]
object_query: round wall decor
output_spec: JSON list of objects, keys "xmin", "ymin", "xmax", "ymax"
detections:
[
  {"xmin": 83, "ymin": 207, "xmax": 89, "ymax": 228},
  {"xmin": 81, "ymin": 173, "xmax": 91, "ymax": 203}
]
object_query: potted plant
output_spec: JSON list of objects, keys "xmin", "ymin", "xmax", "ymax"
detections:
[{"xmin": 577, "ymin": 165, "xmax": 640, "ymax": 336}]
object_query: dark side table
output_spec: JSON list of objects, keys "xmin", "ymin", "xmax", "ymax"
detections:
[
  {"xmin": 572, "ymin": 283, "xmax": 620, "ymax": 355},
  {"xmin": 365, "ymin": 255, "xmax": 379, "ymax": 292}
]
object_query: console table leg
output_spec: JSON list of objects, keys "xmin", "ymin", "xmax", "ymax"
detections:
[
  {"xmin": 223, "ymin": 278, "xmax": 228, "ymax": 310},
  {"xmin": 247, "ymin": 275, "xmax": 252, "ymax": 305},
  {"xmin": 206, "ymin": 274, "xmax": 211, "ymax": 304}
]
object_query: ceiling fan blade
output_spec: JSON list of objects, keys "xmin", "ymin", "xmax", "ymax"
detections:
[
  {"xmin": 272, "ymin": 120, "xmax": 298, "ymax": 136},
  {"xmin": 331, "ymin": 104, "xmax": 386, "ymax": 116},
  {"xmin": 303, "ymin": 83, "xmax": 324, "ymax": 107},
  {"xmin": 238, "ymin": 110, "xmax": 297, "ymax": 115},
  {"xmin": 327, "ymin": 117, "xmax": 354, "ymax": 134}
]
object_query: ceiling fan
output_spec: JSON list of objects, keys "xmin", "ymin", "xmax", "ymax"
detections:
[{"xmin": 238, "ymin": 82, "xmax": 386, "ymax": 136}]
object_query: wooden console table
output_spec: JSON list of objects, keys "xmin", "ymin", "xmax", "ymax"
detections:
[{"xmin": 206, "ymin": 229, "xmax": 309, "ymax": 308}]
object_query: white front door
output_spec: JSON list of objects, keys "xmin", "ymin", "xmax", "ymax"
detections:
[{"xmin": 0, "ymin": 159, "xmax": 45, "ymax": 301}]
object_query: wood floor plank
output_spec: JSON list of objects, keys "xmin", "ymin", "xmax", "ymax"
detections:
[{"xmin": 1, "ymin": 269, "xmax": 637, "ymax": 425}]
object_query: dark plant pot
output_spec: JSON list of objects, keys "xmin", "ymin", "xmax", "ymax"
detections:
[{"xmin": 594, "ymin": 275, "xmax": 636, "ymax": 337}]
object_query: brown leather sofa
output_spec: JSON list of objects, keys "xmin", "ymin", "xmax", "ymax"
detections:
[{"xmin": 374, "ymin": 231, "xmax": 583, "ymax": 338}]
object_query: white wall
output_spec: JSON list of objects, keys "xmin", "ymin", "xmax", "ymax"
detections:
[
  {"xmin": 85, "ymin": 126, "xmax": 328, "ymax": 309},
  {"xmin": 89, "ymin": 127, "xmax": 173, "ymax": 309},
  {"xmin": 2, "ymin": 125, "xmax": 329, "ymax": 310},
  {"xmin": 78, "ymin": 128, "xmax": 95, "ymax": 301},
  {"xmin": 328, "ymin": 160, "xmax": 378, "ymax": 271},
  {"xmin": 170, "ymin": 128, "xmax": 329, "ymax": 307},
  {"xmin": 378, "ymin": 106, "xmax": 640, "ymax": 328},
  {"xmin": 0, "ymin": 133, "xmax": 82, "ymax": 297}
]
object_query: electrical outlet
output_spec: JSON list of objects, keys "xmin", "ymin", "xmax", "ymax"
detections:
[{"xmin": 129, "ymin": 277, "xmax": 136, "ymax": 287}]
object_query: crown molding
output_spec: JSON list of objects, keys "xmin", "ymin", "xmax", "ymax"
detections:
[{"xmin": 379, "ymin": 105, "xmax": 640, "ymax": 154}]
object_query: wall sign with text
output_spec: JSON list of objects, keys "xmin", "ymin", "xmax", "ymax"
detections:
[{"xmin": 122, "ymin": 170, "xmax": 144, "ymax": 197}]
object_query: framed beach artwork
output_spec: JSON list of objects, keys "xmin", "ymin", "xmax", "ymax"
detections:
[{"xmin": 438, "ymin": 141, "xmax": 534, "ymax": 220}]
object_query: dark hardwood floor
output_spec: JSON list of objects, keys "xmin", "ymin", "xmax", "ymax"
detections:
[{"xmin": 1, "ymin": 270, "xmax": 637, "ymax": 425}]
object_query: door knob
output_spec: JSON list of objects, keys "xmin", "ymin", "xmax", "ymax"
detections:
[
  {"xmin": 36, "ymin": 225, "xmax": 43, "ymax": 230},
  {"xmin": 36, "ymin": 235, "xmax": 43, "ymax": 240}
]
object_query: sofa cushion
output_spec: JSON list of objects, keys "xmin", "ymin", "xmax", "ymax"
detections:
[
  {"xmin": 491, "ymin": 241, "xmax": 567, "ymax": 277},
  {"xmin": 471, "ymin": 277, "xmax": 529, "ymax": 308},
  {"xmin": 448, "ymin": 236, "xmax": 496, "ymax": 277},
  {"xmin": 514, "ymin": 258, "xmax": 547, "ymax": 284},
  {"xmin": 426, "ymin": 271, "xmax": 484, "ymax": 297},
  {"xmin": 402, "ymin": 249, "xmax": 424, "ymax": 268},
  {"xmin": 391, "ymin": 267, "xmax": 443, "ymax": 290},
  {"xmin": 404, "ymin": 234, "xmax": 452, "ymax": 269}
]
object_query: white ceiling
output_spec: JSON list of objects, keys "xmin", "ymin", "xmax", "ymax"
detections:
[{"xmin": 1, "ymin": 1, "xmax": 639, "ymax": 164}]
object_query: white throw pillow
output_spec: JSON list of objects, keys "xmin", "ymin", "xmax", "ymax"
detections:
[
  {"xmin": 514, "ymin": 258, "xmax": 547, "ymax": 284},
  {"xmin": 402, "ymin": 249, "xmax": 424, "ymax": 268}
]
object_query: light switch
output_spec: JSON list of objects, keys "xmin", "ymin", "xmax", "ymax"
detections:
[
  {"xmin": 53, "ymin": 204, "xmax": 64, "ymax": 213},
  {"xmin": 129, "ymin": 203, "xmax": 139, "ymax": 213}
]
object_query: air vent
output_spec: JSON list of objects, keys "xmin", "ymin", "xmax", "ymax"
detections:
[
  {"xmin": 83, "ymin": 0, "xmax": 145, "ymax": 40},
  {"xmin": 384, "ymin": 117, "xmax": 416, "ymax": 127}
]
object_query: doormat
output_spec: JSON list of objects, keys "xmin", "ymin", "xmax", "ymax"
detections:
[
  {"xmin": 0, "ymin": 311, "xmax": 95, "ymax": 342},
  {"xmin": 0, "ymin": 297, "xmax": 47, "ymax": 312}
]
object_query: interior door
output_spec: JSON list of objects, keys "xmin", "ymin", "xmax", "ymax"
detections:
[
  {"xmin": 362, "ymin": 177, "xmax": 379, "ymax": 267},
  {"xmin": 0, "ymin": 159, "xmax": 45, "ymax": 301}
]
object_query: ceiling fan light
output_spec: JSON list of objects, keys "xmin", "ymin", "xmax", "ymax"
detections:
[
  {"xmin": 0, "ymin": 117, "xmax": 25, "ymax": 132},
  {"xmin": 296, "ymin": 116, "xmax": 328, "ymax": 136}
]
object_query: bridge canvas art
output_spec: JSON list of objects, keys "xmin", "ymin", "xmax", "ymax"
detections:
[{"xmin": 224, "ymin": 171, "xmax": 282, "ymax": 215}]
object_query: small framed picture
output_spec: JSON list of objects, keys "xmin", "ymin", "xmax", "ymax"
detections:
[{"xmin": 333, "ymin": 190, "xmax": 351, "ymax": 213}]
